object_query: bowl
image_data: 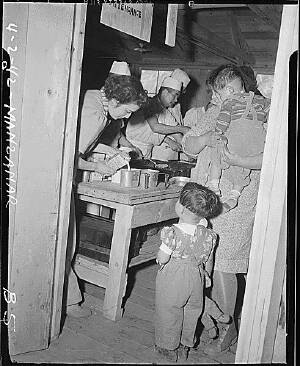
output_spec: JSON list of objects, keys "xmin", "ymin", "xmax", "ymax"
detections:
[{"xmin": 168, "ymin": 176, "xmax": 190, "ymax": 187}]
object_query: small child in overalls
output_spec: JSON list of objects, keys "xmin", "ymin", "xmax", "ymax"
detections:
[
  {"xmin": 207, "ymin": 65, "xmax": 270, "ymax": 212},
  {"xmin": 154, "ymin": 182, "xmax": 221, "ymax": 362}
]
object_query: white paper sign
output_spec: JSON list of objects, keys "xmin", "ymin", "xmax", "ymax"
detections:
[{"xmin": 100, "ymin": 3, "xmax": 154, "ymax": 42}]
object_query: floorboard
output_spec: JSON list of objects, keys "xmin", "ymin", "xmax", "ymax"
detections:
[{"xmin": 11, "ymin": 261, "xmax": 236, "ymax": 364}]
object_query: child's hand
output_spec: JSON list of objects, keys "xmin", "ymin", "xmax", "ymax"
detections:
[
  {"xmin": 203, "ymin": 270, "xmax": 212, "ymax": 288},
  {"xmin": 156, "ymin": 258, "xmax": 165, "ymax": 271},
  {"xmin": 204, "ymin": 131, "xmax": 222, "ymax": 147}
]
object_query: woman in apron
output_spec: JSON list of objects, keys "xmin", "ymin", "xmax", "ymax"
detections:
[
  {"xmin": 181, "ymin": 64, "xmax": 266, "ymax": 353},
  {"xmin": 66, "ymin": 61, "xmax": 148, "ymax": 318}
]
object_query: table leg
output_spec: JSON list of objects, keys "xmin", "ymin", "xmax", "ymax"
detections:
[{"xmin": 102, "ymin": 204, "xmax": 134, "ymax": 321}]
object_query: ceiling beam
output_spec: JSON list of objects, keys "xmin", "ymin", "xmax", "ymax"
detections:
[
  {"xmin": 247, "ymin": 4, "xmax": 282, "ymax": 32},
  {"xmin": 178, "ymin": 4, "xmax": 247, "ymax": 10},
  {"xmin": 242, "ymin": 31, "xmax": 279, "ymax": 40},
  {"xmin": 177, "ymin": 20, "xmax": 255, "ymax": 65},
  {"xmin": 228, "ymin": 10, "xmax": 255, "ymax": 65}
]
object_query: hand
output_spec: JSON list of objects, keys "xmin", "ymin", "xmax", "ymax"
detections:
[
  {"xmin": 203, "ymin": 270, "xmax": 212, "ymax": 288},
  {"xmin": 115, "ymin": 149, "xmax": 131, "ymax": 162},
  {"xmin": 204, "ymin": 131, "xmax": 222, "ymax": 147},
  {"xmin": 94, "ymin": 160, "xmax": 116, "ymax": 176},
  {"xmin": 166, "ymin": 138, "xmax": 182, "ymax": 152},
  {"xmin": 220, "ymin": 144, "xmax": 241, "ymax": 166}
]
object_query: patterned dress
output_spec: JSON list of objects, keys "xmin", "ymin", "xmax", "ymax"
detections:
[{"xmin": 182, "ymin": 105, "xmax": 262, "ymax": 273}]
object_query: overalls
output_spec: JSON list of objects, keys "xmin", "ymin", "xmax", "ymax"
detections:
[{"xmin": 155, "ymin": 226, "xmax": 208, "ymax": 350}]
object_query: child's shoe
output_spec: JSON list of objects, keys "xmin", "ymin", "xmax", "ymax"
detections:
[
  {"xmin": 154, "ymin": 345, "xmax": 178, "ymax": 362},
  {"xmin": 222, "ymin": 189, "xmax": 241, "ymax": 212},
  {"xmin": 177, "ymin": 343, "xmax": 190, "ymax": 360}
]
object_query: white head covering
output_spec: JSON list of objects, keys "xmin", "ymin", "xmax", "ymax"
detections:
[
  {"xmin": 171, "ymin": 68, "xmax": 190, "ymax": 89},
  {"xmin": 161, "ymin": 76, "xmax": 182, "ymax": 91},
  {"xmin": 110, "ymin": 61, "xmax": 131, "ymax": 76},
  {"xmin": 256, "ymin": 74, "xmax": 274, "ymax": 99}
]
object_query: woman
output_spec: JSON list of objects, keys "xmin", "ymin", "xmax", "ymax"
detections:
[
  {"xmin": 66, "ymin": 61, "xmax": 148, "ymax": 318},
  {"xmin": 181, "ymin": 64, "xmax": 265, "ymax": 353}
]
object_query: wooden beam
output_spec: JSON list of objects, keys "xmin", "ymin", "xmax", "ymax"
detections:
[
  {"xmin": 242, "ymin": 31, "xmax": 279, "ymax": 40},
  {"xmin": 180, "ymin": 4, "xmax": 247, "ymax": 10},
  {"xmin": 247, "ymin": 4, "xmax": 282, "ymax": 32},
  {"xmin": 229, "ymin": 11, "xmax": 250, "ymax": 52},
  {"xmin": 235, "ymin": 5, "xmax": 297, "ymax": 362},
  {"xmin": 165, "ymin": 4, "xmax": 178, "ymax": 47},
  {"xmin": 177, "ymin": 21, "xmax": 255, "ymax": 65},
  {"xmin": 50, "ymin": 3, "xmax": 87, "ymax": 341}
]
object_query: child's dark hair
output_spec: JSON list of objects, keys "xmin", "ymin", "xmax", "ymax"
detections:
[
  {"xmin": 180, "ymin": 182, "xmax": 221, "ymax": 218},
  {"xmin": 104, "ymin": 74, "xmax": 148, "ymax": 106},
  {"xmin": 208, "ymin": 64, "xmax": 244, "ymax": 91}
]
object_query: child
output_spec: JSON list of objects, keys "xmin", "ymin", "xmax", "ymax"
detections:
[
  {"xmin": 207, "ymin": 65, "xmax": 270, "ymax": 212},
  {"xmin": 154, "ymin": 182, "xmax": 220, "ymax": 362}
]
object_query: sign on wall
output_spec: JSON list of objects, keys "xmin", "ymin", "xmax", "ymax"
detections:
[{"xmin": 100, "ymin": 3, "xmax": 154, "ymax": 42}]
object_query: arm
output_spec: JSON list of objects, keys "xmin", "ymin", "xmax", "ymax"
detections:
[
  {"xmin": 147, "ymin": 115, "xmax": 190, "ymax": 136},
  {"xmin": 183, "ymin": 131, "xmax": 221, "ymax": 156},
  {"xmin": 118, "ymin": 132, "xmax": 143, "ymax": 158},
  {"xmin": 221, "ymin": 144, "xmax": 263, "ymax": 170},
  {"xmin": 164, "ymin": 136, "xmax": 182, "ymax": 152},
  {"xmin": 77, "ymin": 156, "xmax": 116, "ymax": 175}
]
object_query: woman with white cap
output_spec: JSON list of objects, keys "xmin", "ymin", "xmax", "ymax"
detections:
[
  {"xmin": 65, "ymin": 61, "xmax": 147, "ymax": 318},
  {"xmin": 151, "ymin": 69, "xmax": 191, "ymax": 160},
  {"xmin": 126, "ymin": 76, "xmax": 190, "ymax": 159}
]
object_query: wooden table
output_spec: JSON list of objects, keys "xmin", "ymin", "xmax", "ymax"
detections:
[{"xmin": 74, "ymin": 181, "xmax": 181, "ymax": 321}]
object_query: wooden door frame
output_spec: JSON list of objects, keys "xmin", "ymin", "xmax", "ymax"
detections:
[
  {"xmin": 3, "ymin": 3, "xmax": 87, "ymax": 355},
  {"xmin": 235, "ymin": 5, "xmax": 297, "ymax": 363},
  {"xmin": 50, "ymin": 4, "xmax": 87, "ymax": 341}
]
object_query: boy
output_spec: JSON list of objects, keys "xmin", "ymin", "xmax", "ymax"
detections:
[{"xmin": 154, "ymin": 182, "xmax": 221, "ymax": 362}]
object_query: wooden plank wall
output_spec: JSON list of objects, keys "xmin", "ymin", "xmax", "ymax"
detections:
[
  {"xmin": 3, "ymin": 4, "xmax": 77, "ymax": 355},
  {"xmin": 50, "ymin": 4, "xmax": 87, "ymax": 341},
  {"xmin": 235, "ymin": 5, "xmax": 298, "ymax": 363}
]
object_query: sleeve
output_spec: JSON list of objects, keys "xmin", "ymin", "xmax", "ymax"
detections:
[
  {"xmin": 159, "ymin": 226, "xmax": 176, "ymax": 255},
  {"xmin": 215, "ymin": 100, "xmax": 232, "ymax": 133},
  {"xmin": 203, "ymin": 228, "xmax": 217, "ymax": 258},
  {"xmin": 78, "ymin": 90, "xmax": 107, "ymax": 154},
  {"xmin": 181, "ymin": 108, "xmax": 204, "ymax": 157}
]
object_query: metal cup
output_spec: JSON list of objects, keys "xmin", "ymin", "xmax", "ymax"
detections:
[
  {"xmin": 120, "ymin": 168, "xmax": 141, "ymax": 188},
  {"xmin": 140, "ymin": 169, "xmax": 159, "ymax": 189}
]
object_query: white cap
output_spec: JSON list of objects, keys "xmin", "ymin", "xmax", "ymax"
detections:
[
  {"xmin": 171, "ymin": 69, "xmax": 190, "ymax": 89},
  {"xmin": 161, "ymin": 76, "xmax": 182, "ymax": 91},
  {"xmin": 256, "ymin": 74, "xmax": 274, "ymax": 99},
  {"xmin": 109, "ymin": 61, "xmax": 131, "ymax": 76}
]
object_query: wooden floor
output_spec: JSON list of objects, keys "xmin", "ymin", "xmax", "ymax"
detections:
[{"xmin": 12, "ymin": 261, "xmax": 236, "ymax": 364}]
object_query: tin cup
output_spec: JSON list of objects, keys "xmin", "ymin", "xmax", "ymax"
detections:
[
  {"xmin": 120, "ymin": 168, "xmax": 141, "ymax": 188},
  {"xmin": 140, "ymin": 169, "xmax": 159, "ymax": 189}
]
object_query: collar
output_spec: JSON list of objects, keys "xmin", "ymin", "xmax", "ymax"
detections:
[{"xmin": 174, "ymin": 218, "xmax": 208, "ymax": 236}]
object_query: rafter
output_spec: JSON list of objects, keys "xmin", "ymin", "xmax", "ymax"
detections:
[
  {"xmin": 177, "ymin": 20, "xmax": 255, "ymax": 65},
  {"xmin": 247, "ymin": 4, "xmax": 282, "ymax": 32},
  {"xmin": 228, "ymin": 10, "xmax": 255, "ymax": 65}
]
